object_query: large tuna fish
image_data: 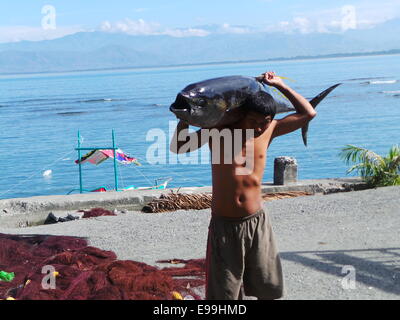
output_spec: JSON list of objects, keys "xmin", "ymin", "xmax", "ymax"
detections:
[{"xmin": 170, "ymin": 75, "xmax": 340, "ymax": 146}]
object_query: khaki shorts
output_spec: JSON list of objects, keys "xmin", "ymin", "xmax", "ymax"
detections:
[{"xmin": 205, "ymin": 209, "xmax": 284, "ymax": 300}]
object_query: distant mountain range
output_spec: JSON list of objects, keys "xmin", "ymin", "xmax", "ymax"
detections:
[{"xmin": 0, "ymin": 19, "xmax": 399, "ymax": 74}]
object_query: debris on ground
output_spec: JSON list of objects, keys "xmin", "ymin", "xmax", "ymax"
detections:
[
  {"xmin": 44, "ymin": 208, "xmax": 118, "ymax": 225},
  {"xmin": 262, "ymin": 191, "xmax": 312, "ymax": 201},
  {"xmin": 142, "ymin": 193, "xmax": 212, "ymax": 213},
  {"xmin": 0, "ymin": 271, "xmax": 15, "ymax": 282},
  {"xmin": 44, "ymin": 212, "xmax": 83, "ymax": 225},
  {"xmin": 142, "ymin": 191, "xmax": 312, "ymax": 213},
  {"xmin": 79, "ymin": 208, "xmax": 117, "ymax": 218}
]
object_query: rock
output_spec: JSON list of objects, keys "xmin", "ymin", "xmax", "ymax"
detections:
[
  {"xmin": 44, "ymin": 211, "xmax": 83, "ymax": 224},
  {"xmin": 68, "ymin": 212, "xmax": 84, "ymax": 220},
  {"xmin": 274, "ymin": 156, "xmax": 298, "ymax": 185},
  {"xmin": 44, "ymin": 212, "xmax": 59, "ymax": 225}
]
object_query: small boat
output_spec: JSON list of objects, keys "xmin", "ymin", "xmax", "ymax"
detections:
[
  {"xmin": 67, "ymin": 177, "xmax": 172, "ymax": 195},
  {"xmin": 68, "ymin": 130, "xmax": 172, "ymax": 195},
  {"xmin": 121, "ymin": 178, "xmax": 172, "ymax": 191}
]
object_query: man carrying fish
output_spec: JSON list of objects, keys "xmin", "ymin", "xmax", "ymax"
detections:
[{"xmin": 170, "ymin": 71, "xmax": 339, "ymax": 300}]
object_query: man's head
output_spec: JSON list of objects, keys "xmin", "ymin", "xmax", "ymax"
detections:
[{"xmin": 235, "ymin": 91, "xmax": 277, "ymax": 134}]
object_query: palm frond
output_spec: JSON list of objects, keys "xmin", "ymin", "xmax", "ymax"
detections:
[
  {"xmin": 388, "ymin": 155, "xmax": 400, "ymax": 172},
  {"xmin": 388, "ymin": 145, "xmax": 400, "ymax": 160},
  {"xmin": 340, "ymin": 144, "xmax": 400, "ymax": 187},
  {"xmin": 339, "ymin": 145, "xmax": 383, "ymax": 166},
  {"xmin": 346, "ymin": 163, "xmax": 365, "ymax": 174}
]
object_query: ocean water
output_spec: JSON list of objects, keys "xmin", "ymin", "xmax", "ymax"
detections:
[{"xmin": 0, "ymin": 54, "xmax": 399, "ymax": 199}]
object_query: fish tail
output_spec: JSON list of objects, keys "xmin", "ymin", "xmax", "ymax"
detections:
[{"xmin": 302, "ymin": 83, "xmax": 342, "ymax": 146}]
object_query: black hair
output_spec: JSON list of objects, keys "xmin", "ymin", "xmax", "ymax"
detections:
[{"xmin": 245, "ymin": 91, "xmax": 277, "ymax": 119}]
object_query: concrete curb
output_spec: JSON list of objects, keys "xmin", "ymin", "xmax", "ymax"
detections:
[
  {"xmin": 261, "ymin": 177, "xmax": 368, "ymax": 194},
  {"xmin": 0, "ymin": 177, "xmax": 367, "ymax": 228}
]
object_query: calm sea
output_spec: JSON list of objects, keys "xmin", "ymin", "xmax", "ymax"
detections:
[{"xmin": 0, "ymin": 54, "xmax": 399, "ymax": 199}]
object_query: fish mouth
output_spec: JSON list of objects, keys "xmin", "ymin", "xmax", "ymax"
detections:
[
  {"xmin": 170, "ymin": 93, "xmax": 191, "ymax": 113},
  {"xmin": 169, "ymin": 105, "xmax": 189, "ymax": 113},
  {"xmin": 169, "ymin": 104, "xmax": 191, "ymax": 120}
]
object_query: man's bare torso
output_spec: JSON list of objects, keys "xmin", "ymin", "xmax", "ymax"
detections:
[
  {"xmin": 210, "ymin": 121, "xmax": 276, "ymax": 218},
  {"xmin": 171, "ymin": 72, "xmax": 317, "ymax": 218}
]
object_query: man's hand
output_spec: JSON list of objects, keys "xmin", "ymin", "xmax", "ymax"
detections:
[
  {"xmin": 260, "ymin": 71, "xmax": 317, "ymax": 140},
  {"xmin": 170, "ymin": 120, "xmax": 207, "ymax": 154},
  {"xmin": 261, "ymin": 71, "xmax": 286, "ymax": 89},
  {"xmin": 177, "ymin": 118, "xmax": 190, "ymax": 126}
]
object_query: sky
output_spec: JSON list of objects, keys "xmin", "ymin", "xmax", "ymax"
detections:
[{"xmin": 0, "ymin": 0, "xmax": 399, "ymax": 43}]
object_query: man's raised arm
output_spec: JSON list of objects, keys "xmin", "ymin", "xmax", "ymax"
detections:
[
  {"xmin": 170, "ymin": 120, "xmax": 207, "ymax": 154},
  {"xmin": 261, "ymin": 71, "xmax": 317, "ymax": 139}
]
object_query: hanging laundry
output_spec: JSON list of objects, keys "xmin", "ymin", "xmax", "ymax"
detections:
[
  {"xmin": 75, "ymin": 149, "xmax": 109, "ymax": 165},
  {"xmin": 75, "ymin": 149, "xmax": 140, "ymax": 166},
  {"xmin": 101, "ymin": 149, "xmax": 141, "ymax": 166}
]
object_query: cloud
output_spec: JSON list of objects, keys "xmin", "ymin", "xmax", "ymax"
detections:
[
  {"xmin": 0, "ymin": 25, "xmax": 85, "ymax": 43},
  {"xmin": 2, "ymin": 2, "xmax": 398, "ymax": 44},
  {"xmin": 100, "ymin": 18, "xmax": 210, "ymax": 37},
  {"xmin": 273, "ymin": 3, "xmax": 400, "ymax": 34},
  {"xmin": 100, "ymin": 19, "xmax": 160, "ymax": 35},
  {"xmin": 219, "ymin": 23, "xmax": 252, "ymax": 34},
  {"xmin": 293, "ymin": 17, "xmax": 311, "ymax": 34},
  {"xmin": 164, "ymin": 28, "xmax": 210, "ymax": 37},
  {"xmin": 100, "ymin": 19, "xmax": 257, "ymax": 37}
]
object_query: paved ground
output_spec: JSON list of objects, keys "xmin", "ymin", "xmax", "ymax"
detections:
[
  {"xmin": 1, "ymin": 186, "xmax": 399, "ymax": 300},
  {"xmin": 0, "ymin": 177, "xmax": 366, "ymax": 228}
]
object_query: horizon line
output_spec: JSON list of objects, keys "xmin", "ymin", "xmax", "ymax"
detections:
[{"xmin": 0, "ymin": 49, "xmax": 399, "ymax": 78}]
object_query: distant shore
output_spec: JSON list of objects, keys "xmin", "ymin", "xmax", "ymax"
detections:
[{"xmin": 1, "ymin": 49, "xmax": 399, "ymax": 78}]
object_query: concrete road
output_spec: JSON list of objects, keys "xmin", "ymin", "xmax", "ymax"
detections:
[{"xmin": 1, "ymin": 186, "xmax": 399, "ymax": 300}]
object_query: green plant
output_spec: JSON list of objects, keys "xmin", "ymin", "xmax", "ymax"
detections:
[{"xmin": 339, "ymin": 144, "xmax": 400, "ymax": 187}]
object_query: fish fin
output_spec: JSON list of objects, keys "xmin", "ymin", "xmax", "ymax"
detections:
[
  {"xmin": 309, "ymin": 83, "xmax": 341, "ymax": 108},
  {"xmin": 301, "ymin": 124, "xmax": 309, "ymax": 146},
  {"xmin": 301, "ymin": 83, "xmax": 341, "ymax": 146}
]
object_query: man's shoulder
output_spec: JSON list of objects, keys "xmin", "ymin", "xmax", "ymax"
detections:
[{"xmin": 270, "ymin": 119, "xmax": 279, "ymax": 127}]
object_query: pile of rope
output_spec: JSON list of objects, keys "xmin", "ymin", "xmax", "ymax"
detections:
[
  {"xmin": 142, "ymin": 191, "xmax": 312, "ymax": 213},
  {"xmin": 78, "ymin": 208, "xmax": 116, "ymax": 218},
  {"xmin": 262, "ymin": 191, "xmax": 312, "ymax": 201},
  {"xmin": 142, "ymin": 192, "xmax": 212, "ymax": 213}
]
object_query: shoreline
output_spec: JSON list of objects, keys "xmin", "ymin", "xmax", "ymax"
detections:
[{"xmin": 1, "ymin": 51, "xmax": 399, "ymax": 79}]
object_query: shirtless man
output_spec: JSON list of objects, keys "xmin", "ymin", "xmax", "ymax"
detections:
[{"xmin": 170, "ymin": 71, "xmax": 317, "ymax": 300}]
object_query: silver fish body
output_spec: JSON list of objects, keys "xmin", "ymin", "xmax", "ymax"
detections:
[
  {"xmin": 170, "ymin": 76, "xmax": 265, "ymax": 128},
  {"xmin": 170, "ymin": 75, "xmax": 341, "ymax": 145}
]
